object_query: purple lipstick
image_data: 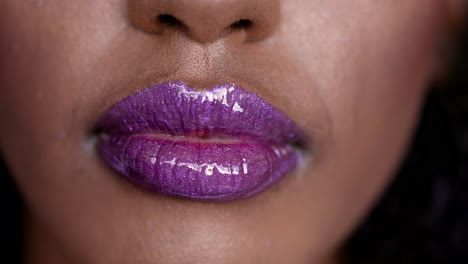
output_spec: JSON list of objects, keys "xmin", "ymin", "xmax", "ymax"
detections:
[{"xmin": 97, "ymin": 81, "xmax": 306, "ymax": 201}]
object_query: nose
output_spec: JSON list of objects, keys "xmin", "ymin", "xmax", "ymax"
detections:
[{"xmin": 128, "ymin": 0, "xmax": 280, "ymax": 43}]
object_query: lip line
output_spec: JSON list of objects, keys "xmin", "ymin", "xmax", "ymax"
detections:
[{"xmin": 101, "ymin": 131, "xmax": 268, "ymax": 144}]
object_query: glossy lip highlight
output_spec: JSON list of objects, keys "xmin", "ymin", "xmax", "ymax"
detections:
[{"xmin": 96, "ymin": 81, "xmax": 308, "ymax": 201}]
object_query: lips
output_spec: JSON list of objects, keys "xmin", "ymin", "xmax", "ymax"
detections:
[{"xmin": 96, "ymin": 81, "xmax": 307, "ymax": 201}]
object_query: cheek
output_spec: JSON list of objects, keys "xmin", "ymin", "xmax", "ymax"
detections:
[
  {"xmin": 325, "ymin": 3, "xmax": 441, "ymax": 169},
  {"xmin": 0, "ymin": 1, "xmax": 123, "ymax": 171},
  {"xmin": 0, "ymin": 2, "xmax": 127, "ymax": 248},
  {"xmin": 273, "ymin": 0, "xmax": 443, "ymax": 248},
  {"xmin": 282, "ymin": 0, "xmax": 442, "ymax": 162}
]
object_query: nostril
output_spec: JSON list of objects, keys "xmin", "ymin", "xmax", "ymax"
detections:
[
  {"xmin": 229, "ymin": 19, "xmax": 253, "ymax": 30},
  {"xmin": 157, "ymin": 14, "xmax": 184, "ymax": 27}
]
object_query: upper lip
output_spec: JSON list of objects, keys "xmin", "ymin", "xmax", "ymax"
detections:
[{"xmin": 96, "ymin": 81, "xmax": 307, "ymax": 147}]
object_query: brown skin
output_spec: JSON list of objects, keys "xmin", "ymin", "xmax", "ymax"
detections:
[{"xmin": 0, "ymin": 1, "xmax": 463, "ymax": 263}]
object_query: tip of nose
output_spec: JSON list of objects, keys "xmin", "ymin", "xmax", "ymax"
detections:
[
  {"xmin": 151, "ymin": 17, "xmax": 258, "ymax": 44},
  {"xmin": 128, "ymin": 0, "xmax": 280, "ymax": 44}
]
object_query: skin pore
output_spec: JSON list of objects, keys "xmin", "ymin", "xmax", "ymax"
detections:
[{"xmin": 0, "ymin": 1, "xmax": 463, "ymax": 263}]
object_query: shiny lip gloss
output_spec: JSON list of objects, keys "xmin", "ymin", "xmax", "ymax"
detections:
[{"xmin": 96, "ymin": 81, "xmax": 307, "ymax": 201}]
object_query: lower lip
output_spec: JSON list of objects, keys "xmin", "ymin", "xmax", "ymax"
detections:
[
  {"xmin": 98, "ymin": 134, "xmax": 299, "ymax": 201},
  {"xmin": 97, "ymin": 82, "xmax": 306, "ymax": 201}
]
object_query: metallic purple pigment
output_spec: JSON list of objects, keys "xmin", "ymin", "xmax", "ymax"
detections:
[{"xmin": 97, "ymin": 81, "xmax": 306, "ymax": 201}]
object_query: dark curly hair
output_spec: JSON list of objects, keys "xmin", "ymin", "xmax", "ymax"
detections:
[
  {"xmin": 1, "ymin": 18, "xmax": 467, "ymax": 264},
  {"xmin": 345, "ymin": 21, "xmax": 468, "ymax": 264}
]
